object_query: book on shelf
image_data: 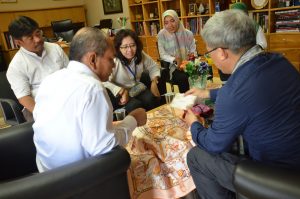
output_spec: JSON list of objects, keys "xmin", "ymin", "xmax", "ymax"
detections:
[{"xmin": 3, "ymin": 32, "xmax": 18, "ymax": 50}]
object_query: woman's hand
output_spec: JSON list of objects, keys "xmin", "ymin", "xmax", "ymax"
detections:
[
  {"xmin": 151, "ymin": 78, "xmax": 161, "ymax": 97},
  {"xmin": 118, "ymin": 88, "xmax": 129, "ymax": 105}
]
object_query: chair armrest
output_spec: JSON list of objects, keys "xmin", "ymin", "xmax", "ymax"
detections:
[
  {"xmin": 234, "ymin": 160, "xmax": 300, "ymax": 199},
  {"xmin": 0, "ymin": 98, "xmax": 25, "ymax": 124},
  {"xmin": 0, "ymin": 146, "xmax": 131, "ymax": 199}
]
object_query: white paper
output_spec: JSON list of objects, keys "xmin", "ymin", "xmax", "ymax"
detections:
[{"xmin": 170, "ymin": 93, "xmax": 197, "ymax": 110}]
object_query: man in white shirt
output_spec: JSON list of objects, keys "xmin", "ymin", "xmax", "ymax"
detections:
[
  {"xmin": 33, "ymin": 27, "xmax": 147, "ymax": 172},
  {"xmin": 6, "ymin": 16, "xmax": 69, "ymax": 119}
]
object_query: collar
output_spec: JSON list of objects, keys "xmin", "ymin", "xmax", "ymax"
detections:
[
  {"xmin": 20, "ymin": 44, "xmax": 46, "ymax": 58},
  {"xmin": 232, "ymin": 45, "xmax": 263, "ymax": 74},
  {"xmin": 67, "ymin": 60, "xmax": 100, "ymax": 82}
]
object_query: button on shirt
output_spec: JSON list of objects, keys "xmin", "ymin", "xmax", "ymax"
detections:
[
  {"xmin": 6, "ymin": 42, "xmax": 69, "ymax": 99},
  {"xmin": 33, "ymin": 61, "xmax": 137, "ymax": 172}
]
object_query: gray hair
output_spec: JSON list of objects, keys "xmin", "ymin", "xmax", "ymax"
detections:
[
  {"xmin": 201, "ymin": 9, "xmax": 256, "ymax": 54},
  {"xmin": 69, "ymin": 27, "xmax": 109, "ymax": 61}
]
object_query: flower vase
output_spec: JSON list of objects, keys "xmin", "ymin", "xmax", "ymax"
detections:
[{"xmin": 188, "ymin": 75, "xmax": 207, "ymax": 89}]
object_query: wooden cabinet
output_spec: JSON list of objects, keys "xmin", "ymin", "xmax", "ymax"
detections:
[
  {"xmin": 269, "ymin": 33, "xmax": 300, "ymax": 71},
  {"xmin": 0, "ymin": 6, "xmax": 86, "ymax": 67}
]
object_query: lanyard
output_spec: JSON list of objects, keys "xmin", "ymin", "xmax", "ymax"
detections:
[{"xmin": 125, "ymin": 63, "xmax": 137, "ymax": 82}]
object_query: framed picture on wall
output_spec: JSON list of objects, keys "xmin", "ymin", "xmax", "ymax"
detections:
[{"xmin": 102, "ymin": 0, "xmax": 123, "ymax": 15}]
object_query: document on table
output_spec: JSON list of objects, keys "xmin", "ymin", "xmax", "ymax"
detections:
[{"xmin": 170, "ymin": 93, "xmax": 197, "ymax": 110}]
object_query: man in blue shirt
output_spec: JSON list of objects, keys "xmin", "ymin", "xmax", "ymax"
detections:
[{"xmin": 184, "ymin": 9, "xmax": 300, "ymax": 199}]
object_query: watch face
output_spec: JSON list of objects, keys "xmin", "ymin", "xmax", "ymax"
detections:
[{"xmin": 251, "ymin": 0, "xmax": 268, "ymax": 9}]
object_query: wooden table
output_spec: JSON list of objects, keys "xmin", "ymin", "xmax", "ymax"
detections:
[{"xmin": 126, "ymin": 105, "xmax": 196, "ymax": 199}]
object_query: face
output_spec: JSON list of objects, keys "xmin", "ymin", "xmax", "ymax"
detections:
[
  {"xmin": 94, "ymin": 43, "xmax": 115, "ymax": 82},
  {"xmin": 15, "ymin": 29, "xmax": 44, "ymax": 56},
  {"xmin": 119, "ymin": 36, "xmax": 137, "ymax": 61},
  {"xmin": 164, "ymin": 16, "xmax": 178, "ymax": 33},
  {"xmin": 206, "ymin": 47, "xmax": 229, "ymax": 74}
]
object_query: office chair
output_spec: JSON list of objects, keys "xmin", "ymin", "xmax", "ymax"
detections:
[
  {"xmin": 234, "ymin": 160, "xmax": 300, "ymax": 199},
  {"xmin": 0, "ymin": 71, "xmax": 26, "ymax": 125},
  {"xmin": 51, "ymin": 19, "xmax": 74, "ymax": 43},
  {"xmin": 0, "ymin": 122, "xmax": 131, "ymax": 199},
  {"xmin": 99, "ymin": 19, "xmax": 113, "ymax": 29}
]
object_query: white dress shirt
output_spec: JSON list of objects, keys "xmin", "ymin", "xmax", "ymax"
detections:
[
  {"xmin": 33, "ymin": 61, "xmax": 137, "ymax": 172},
  {"xmin": 6, "ymin": 42, "xmax": 69, "ymax": 99}
]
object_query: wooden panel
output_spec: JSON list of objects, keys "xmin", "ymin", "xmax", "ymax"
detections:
[
  {"xmin": 0, "ymin": 13, "xmax": 15, "ymax": 32},
  {"xmin": 70, "ymin": 7, "xmax": 86, "ymax": 23},
  {"xmin": 269, "ymin": 34, "xmax": 300, "ymax": 49},
  {"xmin": 269, "ymin": 48, "xmax": 300, "ymax": 63},
  {"xmin": 146, "ymin": 36, "xmax": 157, "ymax": 47},
  {"xmin": 15, "ymin": 11, "xmax": 48, "ymax": 27}
]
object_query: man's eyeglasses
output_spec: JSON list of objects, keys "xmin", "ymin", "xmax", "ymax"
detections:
[
  {"xmin": 204, "ymin": 47, "xmax": 228, "ymax": 57},
  {"xmin": 120, "ymin": 43, "xmax": 136, "ymax": 50}
]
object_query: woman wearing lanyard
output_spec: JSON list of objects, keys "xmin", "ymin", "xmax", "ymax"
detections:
[{"xmin": 104, "ymin": 29, "xmax": 163, "ymax": 113}]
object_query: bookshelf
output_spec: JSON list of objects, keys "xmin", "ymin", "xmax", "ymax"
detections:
[
  {"xmin": 0, "ymin": 6, "xmax": 86, "ymax": 68},
  {"xmin": 130, "ymin": 0, "xmax": 300, "ymax": 72}
]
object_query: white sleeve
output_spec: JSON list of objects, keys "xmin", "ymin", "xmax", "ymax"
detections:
[
  {"xmin": 142, "ymin": 52, "xmax": 161, "ymax": 80},
  {"xmin": 80, "ymin": 88, "xmax": 136, "ymax": 155},
  {"xmin": 157, "ymin": 34, "xmax": 175, "ymax": 63}
]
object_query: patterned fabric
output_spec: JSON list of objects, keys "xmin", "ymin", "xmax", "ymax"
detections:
[{"xmin": 126, "ymin": 105, "xmax": 196, "ymax": 199}]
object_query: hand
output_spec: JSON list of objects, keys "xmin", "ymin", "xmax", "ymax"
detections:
[
  {"xmin": 119, "ymin": 89, "xmax": 129, "ymax": 105},
  {"xmin": 128, "ymin": 108, "xmax": 147, "ymax": 126},
  {"xmin": 185, "ymin": 88, "xmax": 210, "ymax": 99},
  {"xmin": 183, "ymin": 109, "xmax": 199, "ymax": 126},
  {"xmin": 150, "ymin": 78, "xmax": 160, "ymax": 97},
  {"xmin": 175, "ymin": 57, "xmax": 182, "ymax": 68}
]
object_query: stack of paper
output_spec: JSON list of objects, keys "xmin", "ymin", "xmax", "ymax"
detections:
[{"xmin": 170, "ymin": 93, "xmax": 197, "ymax": 110}]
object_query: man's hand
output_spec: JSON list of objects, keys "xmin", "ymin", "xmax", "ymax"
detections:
[
  {"xmin": 185, "ymin": 88, "xmax": 210, "ymax": 99},
  {"xmin": 182, "ymin": 109, "xmax": 198, "ymax": 126},
  {"xmin": 128, "ymin": 108, "xmax": 147, "ymax": 126}
]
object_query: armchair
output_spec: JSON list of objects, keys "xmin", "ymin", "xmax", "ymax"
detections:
[
  {"xmin": 0, "ymin": 122, "xmax": 131, "ymax": 199},
  {"xmin": 234, "ymin": 160, "xmax": 300, "ymax": 199},
  {"xmin": 51, "ymin": 19, "xmax": 74, "ymax": 43},
  {"xmin": 0, "ymin": 71, "xmax": 25, "ymax": 125}
]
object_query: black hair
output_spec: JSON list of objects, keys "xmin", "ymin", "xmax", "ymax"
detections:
[
  {"xmin": 114, "ymin": 29, "xmax": 143, "ymax": 66},
  {"xmin": 8, "ymin": 16, "xmax": 39, "ymax": 39}
]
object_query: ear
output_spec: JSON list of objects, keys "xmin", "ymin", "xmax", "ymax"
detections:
[
  {"xmin": 14, "ymin": 39, "xmax": 22, "ymax": 47},
  {"xmin": 218, "ymin": 48, "xmax": 228, "ymax": 61},
  {"xmin": 87, "ymin": 52, "xmax": 97, "ymax": 70}
]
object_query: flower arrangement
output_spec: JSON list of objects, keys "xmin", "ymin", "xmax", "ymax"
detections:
[
  {"xmin": 117, "ymin": 17, "xmax": 128, "ymax": 28},
  {"xmin": 179, "ymin": 56, "xmax": 210, "ymax": 89}
]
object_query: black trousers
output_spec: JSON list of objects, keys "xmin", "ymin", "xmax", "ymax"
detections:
[{"xmin": 187, "ymin": 147, "xmax": 245, "ymax": 199}]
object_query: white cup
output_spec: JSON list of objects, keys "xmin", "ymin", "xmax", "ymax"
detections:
[
  {"xmin": 164, "ymin": 92, "xmax": 175, "ymax": 104},
  {"xmin": 114, "ymin": 108, "xmax": 126, "ymax": 121}
]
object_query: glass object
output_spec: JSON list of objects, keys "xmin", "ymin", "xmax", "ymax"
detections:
[
  {"xmin": 188, "ymin": 75, "xmax": 207, "ymax": 89},
  {"xmin": 114, "ymin": 108, "xmax": 126, "ymax": 121}
]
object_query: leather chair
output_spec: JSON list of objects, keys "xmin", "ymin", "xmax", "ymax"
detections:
[
  {"xmin": 0, "ymin": 122, "xmax": 131, "ymax": 199},
  {"xmin": 234, "ymin": 160, "xmax": 300, "ymax": 199},
  {"xmin": 0, "ymin": 71, "xmax": 25, "ymax": 125},
  {"xmin": 98, "ymin": 19, "xmax": 113, "ymax": 29},
  {"xmin": 51, "ymin": 19, "xmax": 74, "ymax": 43}
]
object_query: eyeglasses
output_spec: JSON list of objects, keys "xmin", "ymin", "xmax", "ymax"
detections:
[
  {"xmin": 204, "ymin": 47, "xmax": 228, "ymax": 57},
  {"xmin": 120, "ymin": 43, "xmax": 136, "ymax": 50}
]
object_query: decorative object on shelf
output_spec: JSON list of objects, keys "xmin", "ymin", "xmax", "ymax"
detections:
[
  {"xmin": 189, "ymin": 3, "xmax": 198, "ymax": 16},
  {"xmin": 215, "ymin": 1, "xmax": 221, "ymax": 12},
  {"xmin": 198, "ymin": 3, "xmax": 205, "ymax": 14},
  {"xmin": 134, "ymin": 0, "xmax": 142, "ymax": 3},
  {"xmin": 179, "ymin": 57, "xmax": 210, "ymax": 89},
  {"xmin": 117, "ymin": 17, "xmax": 128, "ymax": 29},
  {"xmin": 251, "ymin": 0, "xmax": 269, "ymax": 9},
  {"xmin": 102, "ymin": 0, "xmax": 123, "ymax": 14}
]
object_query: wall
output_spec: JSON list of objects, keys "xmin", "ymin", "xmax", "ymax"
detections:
[
  {"xmin": 0, "ymin": 0, "xmax": 131, "ymax": 29},
  {"xmin": 0, "ymin": 0, "xmax": 84, "ymax": 11},
  {"xmin": 84, "ymin": 0, "xmax": 130, "ymax": 29}
]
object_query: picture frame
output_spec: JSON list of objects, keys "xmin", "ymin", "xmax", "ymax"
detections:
[
  {"xmin": 102, "ymin": 0, "xmax": 123, "ymax": 15},
  {"xmin": 188, "ymin": 3, "xmax": 197, "ymax": 16}
]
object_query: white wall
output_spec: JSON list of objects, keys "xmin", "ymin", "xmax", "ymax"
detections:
[{"xmin": 84, "ymin": 0, "xmax": 130, "ymax": 29}]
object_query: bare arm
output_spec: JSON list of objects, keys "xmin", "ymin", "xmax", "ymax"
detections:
[{"xmin": 18, "ymin": 96, "xmax": 35, "ymax": 112}]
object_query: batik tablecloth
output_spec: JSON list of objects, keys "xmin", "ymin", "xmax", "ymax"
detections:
[{"xmin": 126, "ymin": 105, "xmax": 196, "ymax": 199}]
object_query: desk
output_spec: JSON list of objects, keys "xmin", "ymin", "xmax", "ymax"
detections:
[{"xmin": 126, "ymin": 105, "xmax": 195, "ymax": 199}]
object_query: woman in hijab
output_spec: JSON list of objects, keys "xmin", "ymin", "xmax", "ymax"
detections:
[{"xmin": 157, "ymin": 9, "xmax": 197, "ymax": 93}]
